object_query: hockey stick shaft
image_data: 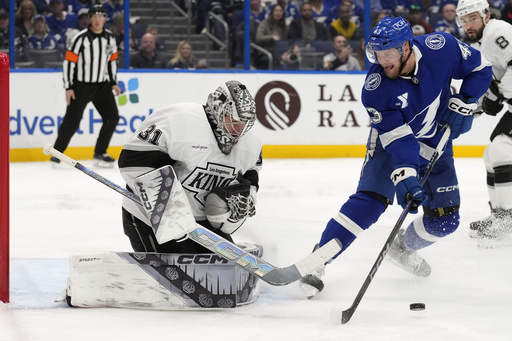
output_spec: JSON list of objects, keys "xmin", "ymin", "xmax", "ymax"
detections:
[
  {"xmin": 340, "ymin": 126, "xmax": 451, "ymax": 324},
  {"xmin": 43, "ymin": 144, "xmax": 142, "ymax": 205},
  {"xmin": 43, "ymin": 144, "xmax": 342, "ymax": 286}
]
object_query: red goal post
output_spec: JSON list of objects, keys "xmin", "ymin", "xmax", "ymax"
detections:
[{"xmin": 0, "ymin": 52, "xmax": 9, "ymax": 303}]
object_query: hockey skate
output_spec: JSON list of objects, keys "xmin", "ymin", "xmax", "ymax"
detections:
[
  {"xmin": 469, "ymin": 202, "xmax": 494, "ymax": 238},
  {"xmin": 387, "ymin": 229, "xmax": 431, "ymax": 277},
  {"xmin": 477, "ymin": 209, "xmax": 512, "ymax": 249},
  {"xmin": 299, "ymin": 244, "xmax": 325, "ymax": 299},
  {"xmin": 93, "ymin": 153, "xmax": 116, "ymax": 168}
]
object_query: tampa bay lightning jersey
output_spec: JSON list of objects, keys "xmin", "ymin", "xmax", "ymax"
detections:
[{"xmin": 361, "ymin": 32, "xmax": 492, "ymax": 170}]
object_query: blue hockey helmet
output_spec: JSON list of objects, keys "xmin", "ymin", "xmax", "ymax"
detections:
[{"xmin": 366, "ymin": 16, "xmax": 414, "ymax": 64}]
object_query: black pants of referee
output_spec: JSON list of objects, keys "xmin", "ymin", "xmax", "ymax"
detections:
[{"xmin": 54, "ymin": 81, "xmax": 119, "ymax": 155}]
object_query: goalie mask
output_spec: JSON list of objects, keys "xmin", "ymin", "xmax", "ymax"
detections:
[{"xmin": 205, "ymin": 80, "xmax": 256, "ymax": 155}]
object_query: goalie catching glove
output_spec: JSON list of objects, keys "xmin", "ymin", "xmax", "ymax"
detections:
[
  {"xmin": 205, "ymin": 178, "xmax": 256, "ymax": 234},
  {"xmin": 391, "ymin": 166, "xmax": 427, "ymax": 213}
]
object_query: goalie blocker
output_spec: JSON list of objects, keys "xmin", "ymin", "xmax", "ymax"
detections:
[{"xmin": 61, "ymin": 243, "xmax": 263, "ymax": 309}]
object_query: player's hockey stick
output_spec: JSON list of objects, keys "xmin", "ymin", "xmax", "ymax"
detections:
[
  {"xmin": 334, "ymin": 126, "xmax": 451, "ymax": 324},
  {"xmin": 43, "ymin": 143, "xmax": 342, "ymax": 286}
]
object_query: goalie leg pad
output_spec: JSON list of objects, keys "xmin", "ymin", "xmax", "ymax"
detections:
[{"xmin": 65, "ymin": 244, "xmax": 263, "ymax": 310}]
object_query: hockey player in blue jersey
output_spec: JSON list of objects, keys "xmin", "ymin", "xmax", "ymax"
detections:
[{"xmin": 300, "ymin": 16, "xmax": 492, "ymax": 298}]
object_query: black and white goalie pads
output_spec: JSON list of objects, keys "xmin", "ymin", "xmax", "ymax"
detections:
[{"xmin": 205, "ymin": 180, "xmax": 256, "ymax": 234}]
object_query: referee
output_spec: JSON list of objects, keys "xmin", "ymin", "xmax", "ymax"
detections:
[{"xmin": 51, "ymin": 4, "xmax": 121, "ymax": 168}]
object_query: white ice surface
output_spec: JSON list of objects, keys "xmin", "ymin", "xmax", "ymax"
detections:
[{"xmin": 2, "ymin": 158, "xmax": 512, "ymax": 340}]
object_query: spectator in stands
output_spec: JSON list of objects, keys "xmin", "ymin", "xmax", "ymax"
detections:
[
  {"xmin": 102, "ymin": 0, "xmax": 123, "ymax": 24},
  {"xmin": 0, "ymin": 8, "xmax": 28, "ymax": 60},
  {"xmin": 406, "ymin": 5, "xmax": 433, "ymax": 34},
  {"xmin": 322, "ymin": 34, "xmax": 361, "ymax": 70},
  {"xmin": 46, "ymin": 0, "xmax": 78, "ymax": 41},
  {"xmin": 65, "ymin": 0, "xmax": 93, "ymax": 14},
  {"xmin": 146, "ymin": 25, "xmax": 165, "ymax": 51},
  {"xmin": 412, "ymin": 24, "xmax": 425, "ymax": 35},
  {"xmin": 168, "ymin": 40, "xmax": 207, "ymax": 69},
  {"xmin": 65, "ymin": 8, "xmax": 89, "ymax": 49},
  {"xmin": 339, "ymin": 0, "xmax": 364, "ymax": 27},
  {"xmin": 310, "ymin": 0, "xmax": 334, "ymax": 24},
  {"xmin": 130, "ymin": 32, "xmax": 169, "ymax": 69},
  {"xmin": 110, "ymin": 13, "xmax": 137, "ymax": 51},
  {"xmin": 488, "ymin": 0, "xmax": 503, "ymax": 18},
  {"xmin": 329, "ymin": 3, "xmax": 362, "ymax": 40},
  {"xmin": 501, "ymin": 0, "xmax": 512, "ymax": 22},
  {"xmin": 280, "ymin": 42, "xmax": 301, "ymax": 69},
  {"xmin": 269, "ymin": 0, "xmax": 300, "ymax": 25},
  {"xmin": 232, "ymin": 0, "xmax": 267, "ymax": 32},
  {"xmin": 434, "ymin": 3, "xmax": 465, "ymax": 39},
  {"xmin": 371, "ymin": 10, "xmax": 387, "ymax": 31},
  {"xmin": 15, "ymin": 0, "xmax": 37, "ymax": 37},
  {"xmin": 255, "ymin": 4, "xmax": 289, "ymax": 53},
  {"xmin": 355, "ymin": 37, "xmax": 365, "ymax": 69},
  {"xmin": 288, "ymin": 2, "xmax": 329, "ymax": 42},
  {"xmin": 27, "ymin": 14, "xmax": 58, "ymax": 50}
]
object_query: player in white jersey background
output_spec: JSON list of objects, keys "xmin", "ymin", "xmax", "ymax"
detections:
[
  {"xmin": 118, "ymin": 80, "xmax": 262, "ymax": 254},
  {"xmin": 457, "ymin": 0, "xmax": 512, "ymax": 247},
  {"xmin": 300, "ymin": 16, "xmax": 492, "ymax": 298}
]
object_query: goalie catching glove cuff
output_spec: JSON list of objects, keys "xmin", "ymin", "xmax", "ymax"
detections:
[
  {"xmin": 205, "ymin": 180, "xmax": 256, "ymax": 230},
  {"xmin": 440, "ymin": 94, "xmax": 478, "ymax": 139},
  {"xmin": 391, "ymin": 167, "xmax": 427, "ymax": 213}
]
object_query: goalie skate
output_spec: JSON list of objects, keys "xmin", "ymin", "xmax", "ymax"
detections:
[{"xmin": 387, "ymin": 230, "xmax": 431, "ymax": 277}]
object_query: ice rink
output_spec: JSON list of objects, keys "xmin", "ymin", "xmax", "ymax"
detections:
[{"xmin": 2, "ymin": 157, "xmax": 512, "ymax": 340}]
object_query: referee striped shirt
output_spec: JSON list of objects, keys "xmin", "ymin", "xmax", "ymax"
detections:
[{"xmin": 63, "ymin": 28, "xmax": 118, "ymax": 89}]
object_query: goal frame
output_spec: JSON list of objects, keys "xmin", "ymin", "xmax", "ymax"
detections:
[{"xmin": 0, "ymin": 52, "xmax": 10, "ymax": 303}]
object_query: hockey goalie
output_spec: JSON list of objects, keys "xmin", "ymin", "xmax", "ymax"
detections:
[{"xmin": 64, "ymin": 80, "xmax": 264, "ymax": 309}]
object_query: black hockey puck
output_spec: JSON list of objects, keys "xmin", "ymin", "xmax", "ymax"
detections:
[{"xmin": 410, "ymin": 303, "xmax": 426, "ymax": 311}]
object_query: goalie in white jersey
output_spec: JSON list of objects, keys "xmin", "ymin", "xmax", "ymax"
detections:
[
  {"xmin": 118, "ymin": 80, "xmax": 262, "ymax": 253},
  {"xmin": 457, "ymin": 0, "xmax": 512, "ymax": 247}
]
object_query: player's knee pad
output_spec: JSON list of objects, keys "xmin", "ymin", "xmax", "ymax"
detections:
[
  {"xmin": 320, "ymin": 191, "xmax": 387, "ymax": 252},
  {"xmin": 404, "ymin": 208, "xmax": 460, "ymax": 250},
  {"xmin": 422, "ymin": 207, "xmax": 460, "ymax": 237},
  {"xmin": 487, "ymin": 135, "xmax": 512, "ymax": 167}
]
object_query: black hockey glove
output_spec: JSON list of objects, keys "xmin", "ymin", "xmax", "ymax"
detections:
[
  {"xmin": 440, "ymin": 94, "xmax": 478, "ymax": 139},
  {"xmin": 482, "ymin": 80, "xmax": 504, "ymax": 116},
  {"xmin": 490, "ymin": 111, "xmax": 512, "ymax": 141},
  {"xmin": 205, "ymin": 179, "xmax": 256, "ymax": 228}
]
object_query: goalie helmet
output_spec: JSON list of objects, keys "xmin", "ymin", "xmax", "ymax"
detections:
[
  {"xmin": 205, "ymin": 80, "xmax": 256, "ymax": 155},
  {"xmin": 365, "ymin": 16, "xmax": 413, "ymax": 64},
  {"xmin": 455, "ymin": 0, "xmax": 489, "ymax": 26}
]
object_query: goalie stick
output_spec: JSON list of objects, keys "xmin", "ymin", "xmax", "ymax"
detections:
[
  {"xmin": 43, "ymin": 143, "xmax": 342, "ymax": 286},
  {"xmin": 333, "ymin": 126, "xmax": 451, "ymax": 324}
]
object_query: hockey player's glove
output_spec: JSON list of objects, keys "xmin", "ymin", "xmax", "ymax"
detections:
[
  {"xmin": 440, "ymin": 94, "xmax": 478, "ymax": 139},
  {"xmin": 205, "ymin": 179, "xmax": 256, "ymax": 229},
  {"xmin": 490, "ymin": 111, "xmax": 512, "ymax": 141},
  {"xmin": 391, "ymin": 166, "xmax": 427, "ymax": 213},
  {"xmin": 482, "ymin": 80, "xmax": 504, "ymax": 116}
]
